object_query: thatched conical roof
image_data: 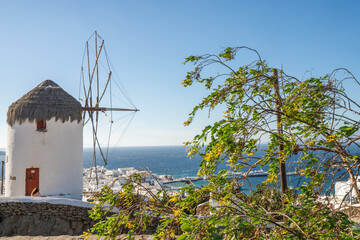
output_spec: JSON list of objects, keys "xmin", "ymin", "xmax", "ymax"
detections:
[{"xmin": 7, "ymin": 80, "xmax": 83, "ymax": 126}]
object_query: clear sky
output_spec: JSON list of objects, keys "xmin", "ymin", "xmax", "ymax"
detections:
[{"xmin": 0, "ymin": 0, "xmax": 360, "ymax": 147}]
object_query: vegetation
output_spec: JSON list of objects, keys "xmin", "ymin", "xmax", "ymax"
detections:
[{"xmin": 85, "ymin": 47, "xmax": 360, "ymax": 239}]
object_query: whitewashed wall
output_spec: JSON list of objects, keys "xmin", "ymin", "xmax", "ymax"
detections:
[
  {"xmin": 5, "ymin": 118, "xmax": 83, "ymax": 199},
  {"xmin": 335, "ymin": 180, "xmax": 352, "ymax": 200}
]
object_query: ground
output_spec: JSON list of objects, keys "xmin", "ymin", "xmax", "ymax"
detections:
[{"xmin": 0, "ymin": 235, "xmax": 154, "ymax": 240}]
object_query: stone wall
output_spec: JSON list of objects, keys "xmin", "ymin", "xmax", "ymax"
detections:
[{"xmin": 0, "ymin": 201, "xmax": 95, "ymax": 236}]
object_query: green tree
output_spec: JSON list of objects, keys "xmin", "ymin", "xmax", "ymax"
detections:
[
  {"xmin": 180, "ymin": 46, "xmax": 360, "ymax": 238},
  {"xmin": 86, "ymin": 47, "xmax": 360, "ymax": 239}
]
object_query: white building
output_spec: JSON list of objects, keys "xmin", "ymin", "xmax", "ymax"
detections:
[
  {"xmin": 334, "ymin": 179, "xmax": 360, "ymax": 204},
  {"xmin": 5, "ymin": 80, "xmax": 83, "ymax": 199}
]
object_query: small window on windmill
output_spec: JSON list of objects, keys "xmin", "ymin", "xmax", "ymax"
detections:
[{"xmin": 37, "ymin": 120, "xmax": 47, "ymax": 132}]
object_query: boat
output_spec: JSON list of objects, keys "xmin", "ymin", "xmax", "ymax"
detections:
[
  {"xmin": 227, "ymin": 168, "xmax": 299, "ymax": 179},
  {"xmin": 226, "ymin": 168, "xmax": 268, "ymax": 179},
  {"xmin": 248, "ymin": 169, "xmax": 268, "ymax": 177}
]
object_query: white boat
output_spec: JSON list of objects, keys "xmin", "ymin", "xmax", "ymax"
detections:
[{"xmin": 226, "ymin": 168, "xmax": 268, "ymax": 179}]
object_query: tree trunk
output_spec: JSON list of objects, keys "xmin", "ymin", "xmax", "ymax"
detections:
[
  {"xmin": 343, "ymin": 161, "xmax": 360, "ymax": 202},
  {"xmin": 273, "ymin": 69, "xmax": 287, "ymax": 194}
]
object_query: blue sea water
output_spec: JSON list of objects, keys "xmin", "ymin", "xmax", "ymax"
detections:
[
  {"xmin": 83, "ymin": 146, "xmax": 203, "ymax": 178},
  {"xmin": 83, "ymin": 146, "xmax": 304, "ymax": 193}
]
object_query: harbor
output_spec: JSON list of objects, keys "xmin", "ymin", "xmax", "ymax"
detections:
[{"xmin": 81, "ymin": 166, "xmax": 301, "ymax": 200}]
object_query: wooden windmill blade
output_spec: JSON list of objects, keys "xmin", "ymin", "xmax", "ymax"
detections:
[{"xmin": 80, "ymin": 31, "xmax": 139, "ymax": 184}]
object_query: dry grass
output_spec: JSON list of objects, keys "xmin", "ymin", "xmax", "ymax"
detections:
[{"xmin": 7, "ymin": 79, "xmax": 82, "ymax": 126}]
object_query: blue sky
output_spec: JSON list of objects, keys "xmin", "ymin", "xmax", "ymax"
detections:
[{"xmin": 0, "ymin": 1, "xmax": 359, "ymax": 147}]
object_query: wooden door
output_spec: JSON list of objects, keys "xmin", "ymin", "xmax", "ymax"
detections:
[{"xmin": 26, "ymin": 168, "xmax": 39, "ymax": 196}]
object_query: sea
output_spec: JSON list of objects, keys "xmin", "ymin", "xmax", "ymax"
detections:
[
  {"xmin": 83, "ymin": 146, "xmax": 307, "ymax": 194},
  {"xmin": 84, "ymin": 146, "xmax": 208, "ymax": 177}
]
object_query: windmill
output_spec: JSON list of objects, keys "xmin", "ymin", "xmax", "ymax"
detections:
[{"xmin": 79, "ymin": 31, "xmax": 139, "ymax": 183}]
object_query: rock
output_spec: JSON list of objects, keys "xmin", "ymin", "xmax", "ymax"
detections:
[
  {"xmin": 51, "ymin": 217, "xmax": 71, "ymax": 235},
  {"xmin": 0, "ymin": 217, "xmax": 15, "ymax": 236},
  {"xmin": 71, "ymin": 221, "xmax": 84, "ymax": 235}
]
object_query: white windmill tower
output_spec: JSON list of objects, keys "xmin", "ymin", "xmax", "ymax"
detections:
[
  {"xmin": 4, "ymin": 32, "xmax": 138, "ymax": 199},
  {"xmin": 5, "ymin": 80, "xmax": 84, "ymax": 199}
]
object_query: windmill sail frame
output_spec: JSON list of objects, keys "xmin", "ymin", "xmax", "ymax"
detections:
[{"xmin": 80, "ymin": 31, "xmax": 139, "ymax": 183}]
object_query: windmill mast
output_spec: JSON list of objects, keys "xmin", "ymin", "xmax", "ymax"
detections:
[{"xmin": 80, "ymin": 31, "xmax": 139, "ymax": 184}]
